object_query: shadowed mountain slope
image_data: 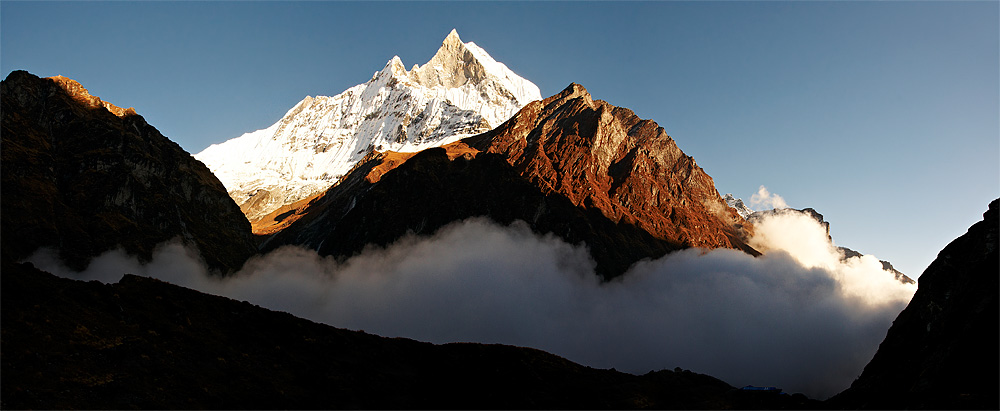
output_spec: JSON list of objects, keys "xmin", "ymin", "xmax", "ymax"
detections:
[
  {"xmin": 263, "ymin": 84, "xmax": 756, "ymax": 280},
  {"xmin": 828, "ymin": 199, "xmax": 999, "ymax": 409},
  {"xmin": 0, "ymin": 260, "xmax": 818, "ymax": 409},
  {"xmin": 0, "ymin": 71, "xmax": 255, "ymax": 274},
  {"xmin": 262, "ymin": 146, "xmax": 686, "ymax": 280},
  {"xmin": 466, "ymin": 83, "xmax": 754, "ymax": 254},
  {"xmin": 195, "ymin": 30, "xmax": 541, "ymax": 223}
]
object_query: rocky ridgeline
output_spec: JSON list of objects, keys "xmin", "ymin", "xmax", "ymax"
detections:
[
  {"xmin": 1, "ymin": 258, "xmax": 821, "ymax": 409},
  {"xmin": 830, "ymin": 199, "xmax": 998, "ymax": 409},
  {"xmin": 725, "ymin": 193, "xmax": 914, "ymax": 284},
  {"xmin": 2, "ymin": 67, "xmax": 995, "ymax": 409},
  {"xmin": 467, "ymin": 83, "xmax": 754, "ymax": 253},
  {"xmin": 0, "ymin": 71, "xmax": 255, "ymax": 274},
  {"xmin": 195, "ymin": 30, "xmax": 541, "ymax": 224},
  {"xmin": 264, "ymin": 83, "xmax": 756, "ymax": 280}
]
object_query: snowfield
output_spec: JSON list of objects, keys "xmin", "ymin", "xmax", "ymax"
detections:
[{"xmin": 195, "ymin": 30, "xmax": 541, "ymax": 221}]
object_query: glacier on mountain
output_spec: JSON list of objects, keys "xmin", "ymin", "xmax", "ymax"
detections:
[
  {"xmin": 722, "ymin": 193, "xmax": 754, "ymax": 219},
  {"xmin": 195, "ymin": 30, "xmax": 541, "ymax": 222}
]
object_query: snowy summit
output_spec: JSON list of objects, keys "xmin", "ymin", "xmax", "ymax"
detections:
[
  {"xmin": 195, "ymin": 30, "xmax": 541, "ymax": 222},
  {"xmin": 723, "ymin": 193, "xmax": 754, "ymax": 219}
]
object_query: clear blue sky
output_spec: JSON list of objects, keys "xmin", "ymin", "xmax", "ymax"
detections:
[{"xmin": 3, "ymin": 1, "xmax": 997, "ymax": 279}]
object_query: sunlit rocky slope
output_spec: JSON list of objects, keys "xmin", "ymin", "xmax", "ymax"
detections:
[
  {"xmin": 2, "ymin": 68, "xmax": 994, "ymax": 409},
  {"xmin": 262, "ymin": 83, "xmax": 755, "ymax": 279},
  {"xmin": 195, "ymin": 30, "xmax": 541, "ymax": 222}
]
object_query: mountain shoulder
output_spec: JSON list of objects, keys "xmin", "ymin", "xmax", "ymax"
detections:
[{"xmin": 0, "ymin": 258, "xmax": 820, "ymax": 409}]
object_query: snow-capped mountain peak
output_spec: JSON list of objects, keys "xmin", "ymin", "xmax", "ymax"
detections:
[
  {"xmin": 411, "ymin": 29, "xmax": 480, "ymax": 88},
  {"xmin": 723, "ymin": 193, "xmax": 755, "ymax": 219},
  {"xmin": 195, "ymin": 30, "xmax": 541, "ymax": 223}
]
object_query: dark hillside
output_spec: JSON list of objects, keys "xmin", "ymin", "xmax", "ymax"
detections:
[
  {"xmin": 1, "ymin": 71, "xmax": 254, "ymax": 274},
  {"xmin": 828, "ymin": 199, "xmax": 999, "ymax": 409},
  {"xmin": 0, "ymin": 259, "xmax": 820, "ymax": 409},
  {"xmin": 264, "ymin": 83, "xmax": 756, "ymax": 280}
]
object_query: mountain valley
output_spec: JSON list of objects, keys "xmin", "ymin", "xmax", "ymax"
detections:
[{"xmin": 1, "ymin": 29, "xmax": 996, "ymax": 409}]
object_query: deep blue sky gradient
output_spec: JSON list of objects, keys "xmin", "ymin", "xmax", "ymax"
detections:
[{"xmin": 3, "ymin": 1, "xmax": 997, "ymax": 278}]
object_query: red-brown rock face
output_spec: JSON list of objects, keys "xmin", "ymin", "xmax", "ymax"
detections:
[
  {"xmin": 467, "ymin": 83, "xmax": 755, "ymax": 253},
  {"xmin": 264, "ymin": 83, "xmax": 756, "ymax": 280},
  {"xmin": 45, "ymin": 75, "xmax": 138, "ymax": 118}
]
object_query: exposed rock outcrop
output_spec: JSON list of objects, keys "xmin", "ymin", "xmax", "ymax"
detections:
[
  {"xmin": 1, "ymin": 71, "xmax": 255, "ymax": 273},
  {"xmin": 839, "ymin": 246, "xmax": 914, "ymax": 285},
  {"xmin": 264, "ymin": 84, "xmax": 756, "ymax": 279},
  {"xmin": 723, "ymin": 193, "xmax": 754, "ymax": 219},
  {"xmin": 195, "ymin": 30, "xmax": 540, "ymax": 223},
  {"xmin": 466, "ymin": 83, "xmax": 755, "ymax": 253},
  {"xmin": 829, "ymin": 199, "xmax": 999, "ymax": 409}
]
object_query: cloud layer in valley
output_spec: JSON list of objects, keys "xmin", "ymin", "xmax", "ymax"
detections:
[{"xmin": 29, "ymin": 193, "xmax": 915, "ymax": 399}]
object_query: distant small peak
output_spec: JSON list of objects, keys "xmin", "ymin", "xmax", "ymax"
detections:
[
  {"xmin": 564, "ymin": 83, "xmax": 589, "ymax": 95},
  {"xmin": 392, "ymin": 55, "xmax": 406, "ymax": 68},
  {"xmin": 433, "ymin": 29, "xmax": 470, "ymax": 60},
  {"xmin": 383, "ymin": 55, "xmax": 404, "ymax": 69},
  {"xmin": 376, "ymin": 56, "xmax": 409, "ymax": 80},
  {"xmin": 410, "ymin": 30, "xmax": 484, "ymax": 88},
  {"xmin": 549, "ymin": 83, "xmax": 593, "ymax": 106},
  {"xmin": 444, "ymin": 29, "xmax": 462, "ymax": 46}
]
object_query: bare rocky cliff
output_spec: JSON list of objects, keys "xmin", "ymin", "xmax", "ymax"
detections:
[
  {"xmin": 466, "ymin": 83, "xmax": 754, "ymax": 253},
  {"xmin": 196, "ymin": 30, "xmax": 540, "ymax": 224},
  {"xmin": 0, "ymin": 71, "xmax": 255, "ymax": 274},
  {"xmin": 263, "ymin": 84, "xmax": 756, "ymax": 279}
]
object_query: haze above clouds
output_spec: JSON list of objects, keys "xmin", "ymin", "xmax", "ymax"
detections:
[
  {"xmin": 30, "ymin": 194, "xmax": 915, "ymax": 399},
  {"xmin": 2, "ymin": 1, "xmax": 996, "ymax": 278}
]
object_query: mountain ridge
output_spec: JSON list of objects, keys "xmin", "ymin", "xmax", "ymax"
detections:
[
  {"xmin": 195, "ymin": 30, "xmax": 541, "ymax": 223},
  {"xmin": 466, "ymin": 83, "xmax": 755, "ymax": 254},
  {"xmin": 261, "ymin": 83, "xmax": 757, "ymax": 279},
  {"xmin": 2, "ymin": 67, "xmax": 992, "ymax": 409},
  {"xmin": 724, "ymin": 193, "xmax": 914, "ymax": 284},
  {"xmin": 829, "ymin": 199, "xmax": 999, "ymax": 409},
  {"xmin": 1, "ymin": 258, "xmax": 818, "ymax": 409},
  {"xmin": 0, "ymin": 70, "xmax": 255, "ymax": 274}
]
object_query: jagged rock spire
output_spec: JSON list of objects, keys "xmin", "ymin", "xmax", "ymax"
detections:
[
  {"xmin": 196, "ymin": 31, "xmax": 540, "ymax": 224},
  {"xmin": 411, "ymin": 29, "xmax": 487, "ymax": 89}
]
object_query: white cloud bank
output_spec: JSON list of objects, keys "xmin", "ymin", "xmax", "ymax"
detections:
[{"xmin": 28, "ymin": 196, "xmax": 915, "ymax": 399}]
